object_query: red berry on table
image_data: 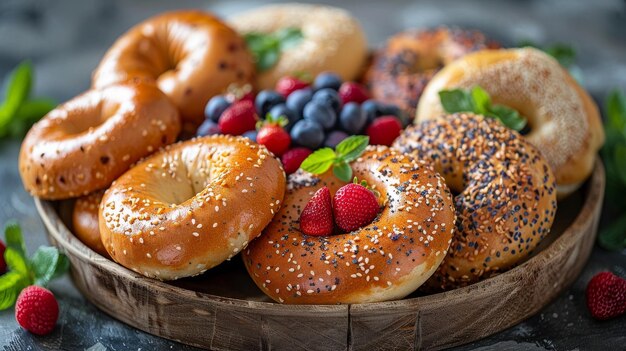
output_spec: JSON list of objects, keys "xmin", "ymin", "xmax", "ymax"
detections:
[
  {"xmin": 333, "ymin": 183, "xmax": 380, "ymax": 232},
  {"xmin": 218, "ymin": 100, "xmax": 258, "ymax": 136},
  {"xmin": 257, "ymin": 124, "xmax": 292, "ymax": 157},
  {"xmin": 366, "ymin": 116, "xmax": 402, "ymax": 146},
  {"xmin": 281, "ymin": 147, "xmax": 312, "ymax": 174},
  {"xmin": 0, "ymin": 240, "xmax": 6, "ymax": 274},
  {"xmin": 299, "ymin": 187, "xmax": 334, "ymax": 236},
  {"xmin": 586, "ymin": 271, "xmax": 626, "ymax": 320},
  {"xmin": 338, "ymin": 82, "xmax": 370, "ymax": 104},
  {"xmin": 15, "ymin": 286, "xmax": 60, "ymax": 335},
  {"xmin": 276, "ymin": 76, "xmax": 309, "ymax": 97}
]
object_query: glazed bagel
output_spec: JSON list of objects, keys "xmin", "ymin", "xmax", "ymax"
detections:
[
  {"xmin": 243, "ymin": 146, "xmax": 456, "ymax": 304},
  {"xmin": 93, "ymin": 10, "xmax": 255, "ymax": 127},
  {"xmin": 394, "ymin": 113, "xmax": 557, "ymax": 290},
  {"xmin": 416, "ymin": 48, "xmax": 604, "ymax": 196},
  {"xmin": 99, "ymin": 135, "xmax": 286, "ymax": 280},
  {"xmin": 19, "ymin": 81, "xmax": 180, "ymax": 200},
  {"xmin": 364, "ymin": 28, "xmax": 499, "ymax": 117},
  {"xmin": 230, "ymin": 3, "xmax": 367, "ymax": 90},
  {"xmin": 73, "ymin": 191, "xmax": 109, "ymax": 258}
]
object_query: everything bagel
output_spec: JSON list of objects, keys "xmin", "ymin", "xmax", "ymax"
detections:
[
  {"xmin": 19, "ymin": 81, "xmax": 180, "ymax": 200},
  {"xmin": 394, "ymin": 113, "xmax": 557, "ymax": 290},
  {"xmin": 243, "ymin": 146, "xmax": 456, "ymax": 304},
  {"xmin": 99, "ymin": 135, "xmax": 286, "ymax": 280},
  {"xmin": 93, "ymin": 10, "xmax": 255, "ymax": 127}
]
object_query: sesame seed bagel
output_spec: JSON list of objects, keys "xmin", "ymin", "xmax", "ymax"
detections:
[
  {"xmin": 229, "ymin": 3, "xmax": 367, "ymax": 90},
  {"xmin": 394, "ymin": 113, "xmax": 557, "ymax": 291},
  {"xmin": 92, "ymin": 10, "xmax": 255, "ymax": 127},
  {"xmin": 415, "ymin": 47, "xmax": 604, "ymax": 197},
  {"xmin": 73, "ymin": 190, "xmax": 109, "ymax": 258},
  {"xmin": 19, "ymin": 81, "xmax": 180, "ymax": 200},
  {"xmin": 243, "ymin": 146, "xmax": 456, "ymax": 304},
  {"xmin": 364, "ymin": 28, "xmax": 499, "ymax": 117},
  {"xmin": 99, "ymin": 135, "xmax": 286, "ymax": 280}
]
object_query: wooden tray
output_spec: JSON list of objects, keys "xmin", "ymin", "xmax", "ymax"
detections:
[{"xmin": 35, "ymin": 160, "xmax": 605, "ymax": 351}]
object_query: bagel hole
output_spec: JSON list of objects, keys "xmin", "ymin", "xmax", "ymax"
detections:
[{"xmin": 61, "ymin": 99, "xmax": 120, "ymax": 135}]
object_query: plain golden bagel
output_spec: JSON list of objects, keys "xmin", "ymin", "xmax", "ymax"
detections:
[
  {"xmin": 394, "ymin": 113, "xmax": 557, "ymax": 290},
  {"xmin": 364, "ymin": 28, "xmax": 499, "ymax": 117},
  {"xmin": 229, "ymin": 3, "xmax": 367, "ymax": 90},
  {"xmin": 72, "ymin": 190, "xmax": 110, "ymax": 258},
  {"xmin": 92, "ymin": 10, "xmax": 255, "ymax": 127},
  {"xmin": 243, "ymin": 146, "xmax": 456, "ymax": 304},
  {"xmin": 415, "ymin": 47, "xmax": 604, "ymax": 196},
  {"xmin": 99, "ymin": 135, "xmax": 286, "ymax": 280},
  {"xmin": 19, "ymin": 81, "xmax": 180, "ymax": 200}
]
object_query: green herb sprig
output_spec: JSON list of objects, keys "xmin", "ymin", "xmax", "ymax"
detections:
[
  {"xmin": 599, "ymin": 89, "xmax": 626, "ymax": 251},
  {"xmin": 300, "ymin": 135, "xmax": 369, "ymax": 182},
  {"xmin": 0, "ymin": 222, "xmax": 69, "ymax": 310},
  {"xmin": 244, "ymin": 28, "xmax": 304, "ymax": 72},
  {"xmin": 0, "ymin": 61, "xmax": 56, "ymax": 139},
  {"xmin": 438, "ymin": 86, "xmax": 527, "ymax": 131}
]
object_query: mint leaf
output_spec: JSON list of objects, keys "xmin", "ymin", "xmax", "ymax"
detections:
[
  {"xmin": 332, "ymin": 161, "xmax": 352, "ymax": 182},
  {"xmin": 5, "ymin": 248, "xmax": 30, "ymax": 278},
  {"xmin": 439, "ymin": 86, "xmax": 527, "ymax": 131},
  {"xmin": 519, "ymin": 41, "xmax": 576, "ymax": 68},
  {"xmin": 244, "ymin": 28, "xmax": 303, "ymax": 72},
  {"xmin": 300, "ymin": 148, "xmax": 336, "ymax": 174},
  {"xmin": 0, "ymin": 61, "xmax": 32, "ymax": 130},
  {"xmin": 599, "ymin": 215, "xmax": 626, "ymax": 251},
  {"xmin": 471, "ymin": 86, "xmax": 491, "ymax": 114},
  {"xmin": 4, "ymin": 221, "xmax": 27, "ymax": 259},
  {"xmin": 0, "ymin": 271, "xmax": 28, "ymax": 310},
  {"xmin": 439, "ymin": 89, "xmax": 474, "ymax": 113},
  {"xmin": 606, "ymin": 90, "xmax": 626, "ymax": 133},
  {"xmin": 336, "ymin": 135, "xmax": 369, "ymax": 162},
  {"xmin": 31, "ymin": 246, "xmax": 68, "ymax": 286}
]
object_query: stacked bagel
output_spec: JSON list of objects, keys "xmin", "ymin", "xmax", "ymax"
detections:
[{"xmin": 19, "ymin": 3, "xmax": 604, "ymax": 304}]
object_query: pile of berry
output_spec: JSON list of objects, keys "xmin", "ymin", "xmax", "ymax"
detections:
[{"xmin": 198, "ymin": 72, "xmax": 409, "ymax": 173}]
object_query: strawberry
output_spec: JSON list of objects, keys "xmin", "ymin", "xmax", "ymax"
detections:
[
  {"xmin": 15, "ymin": 286, "xmax": 60, "ymax": 335},
  {"xmin": 281, "ymin": 147, "xmax": 312, "ymax": 174},
  {"xmin": 586, "ymin": 271, "xmax": 626, "ymax": 320},
  {"xmin": 276, "ymin": 76, "xmax": 309, "ymax": 97},
  {"xmin": 338, "ymin": 82, "xmax": 370, "ymax": 104},
  {"xmin": 366, "ymin": 116, "xmax": 402, "ymax": 146},
  {"xmin": 333, "ymin": 183, "xmax": 379, "ymax": 232},
  {"xmin": 218, "ymin": 100, "xmax": 258, "ymax": 135},
  {"xmin": 0, "ymin": 240, "xmax": 6, "ymax": 274},
  {"xmin": 299, "ymin": 187, "xmax": 334, "ymax": 236},
  {"xmin": 257, "ymin": 115, "xmax": 292, "ymax": 156}
]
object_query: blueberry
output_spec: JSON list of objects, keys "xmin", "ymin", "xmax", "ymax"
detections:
[
  {"xmin": 286, "ymin": 88, "xmax": 313, "ymax": 118},
  {"xmin": 303, "ymin": 101, "xmax": 337, "ymax": 130},
  {"xmin": 196, "ymin": 119, "xmax": 220, "ymax": 137},
  {"xmin": 242, "ymin": 130, "xmax": 258, "ymax": 142},
  {"xmin": 269, "ymin": 104, "xmax": 299, "ymax": 131},
  {"xmin": 377, "ymin": 102, "xmax": 411, "ymax": 127},
  {"xmin": 324, "ymin": 130, "xmax": 349, "ymax": 148},
  {"xmin": 339, "ymin": 102, "xmax": 367, "ymax": 134},
  {"xmin": 204, "ymin": 95, "xmax": 231, "ymax": 122},
  {"xmin": 255, "ymin": 90, "xmax": 285, "ymax": 117},
  {"xmin": 362, "ymin": 99, "xmax": 379, "ymax": 123},
  {"xmin": 313, "ymin": 72, "xmax": 342, "ymax": 91},
  {"xmin": 312, "ymin": 88, "xmax": 341, "ymax": 113},
  {"xmin": 290, "ymin": 120, "xmax": 325, "ymax": 149}
]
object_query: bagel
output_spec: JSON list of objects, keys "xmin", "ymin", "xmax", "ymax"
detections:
[
  {"xmin": 93, "ymin": 10, "xmax": 255, "ymax": 127},
  {"xmin": 415, "ymin": 47, "xmax": 604, "ymax": 196},
  {"xmin": 394, "ymin": 113, "xmax": 557, "ymax": 290},
  {"xmin": 72, "ymin": 191, "xmax": 109, "ymax": 258},
  {"xmin": 243, "ymin": 146, "xmax": 456, "ymax": 304},
  {"xmin": 99, "ymin": 135, "xmax": 286, "ymax": 280},
  {"xmin": 230, "ymin": 3, "xmax": 367, "ymax": 90},
  {"xmin": 19, "ymin": 81, "xmax": 180, "ymax": 200},
  {"xmin": 363, "ymin": 28, "xmax": 499, "ymax": 117}
]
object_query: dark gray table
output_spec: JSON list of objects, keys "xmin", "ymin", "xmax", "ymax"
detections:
[{"xmin": 1, "ymin": 0, "xmax": 625, "ymax": 350}]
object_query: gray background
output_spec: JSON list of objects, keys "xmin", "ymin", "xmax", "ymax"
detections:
[{"xmin": 0, "ymin": 0, "xmax": 625, "ymax": 350}]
